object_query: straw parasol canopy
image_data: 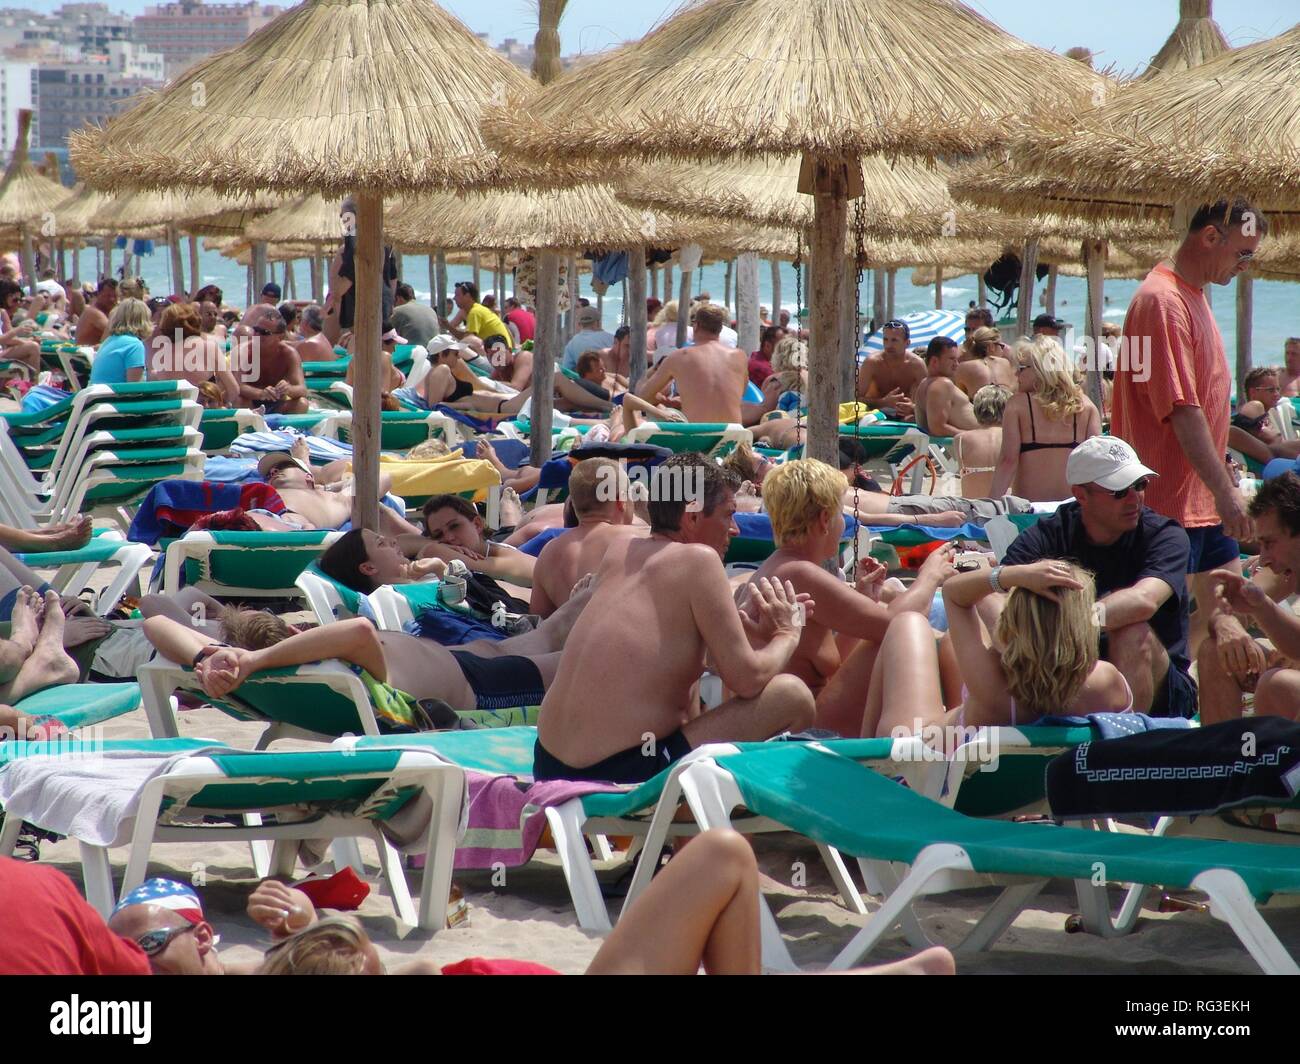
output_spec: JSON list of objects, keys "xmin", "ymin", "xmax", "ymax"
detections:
[
  {"xmin": 52, "ymin": 184, "xmax": 115, "ymax": 238},
  {"xmin": 1003, "ymin": 25, "xmax": 1300, "ymax": 215},
  {"xmin": 68, "ymin": 0, "xmax": 587, "ymax": 531},
  {"xmin": 1138, "ymin": 0, "xmax": 1230, "ymax": 80},
  {"xmin": 178, "ymin": 192, "xmax": 286, "ymax": 237},
  {"xmin": 388, "ymin": 184, "xmax": 714, "ymax": 254},
  {"xmin": 245, "ymin": 193, "xmax": 354, "ymax": 245},
  {"xmin": 0, "ymin": 112, "xmax": 69, "ymax": 229},
  {"xmin": 481, "ymin": 0, "xmax": 1105, "ymax": 466}
]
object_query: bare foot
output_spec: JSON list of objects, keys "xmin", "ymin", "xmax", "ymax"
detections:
[
  {"xmin": 837, "ymin": 946, "xmax": 956, "ymax": 976},
  {"xmin": 9, "ymin": 586, "xmax": 39, "ymax": 655},
  {"xmin": 6, "ymin": 592, "xmax": 80, "ymax": 701},
  {"xmin": 38, "ymin": 516, "xmax": 93, "ymax": 552},
  {"xmin": 499, "ymin": 486, "xmax": 524, "ymax": 528}
]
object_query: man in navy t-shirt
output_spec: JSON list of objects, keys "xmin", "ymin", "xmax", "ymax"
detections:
[{"xmin": 1001, "ymin": 436, "xmax": 1196, "ymax": 717}]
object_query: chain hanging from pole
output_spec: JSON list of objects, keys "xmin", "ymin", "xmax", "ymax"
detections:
[{"xmin": 850, "ymin": 197, "xmax": 869, "ymax": 577}]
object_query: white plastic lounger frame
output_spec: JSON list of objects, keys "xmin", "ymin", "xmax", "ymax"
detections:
[{"xmin": 159, "ymin": 529, "xmax": 344, "ymax": 598}]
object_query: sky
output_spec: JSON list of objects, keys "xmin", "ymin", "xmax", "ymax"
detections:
[{"xmin": 93, "ymin": 0, "xmax": 1298, "ymax": 74}]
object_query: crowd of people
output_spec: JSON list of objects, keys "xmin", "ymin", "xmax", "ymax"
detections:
[{"xmin": 3, "ymin": 193, "xmax": 1298, "ymax": 978}]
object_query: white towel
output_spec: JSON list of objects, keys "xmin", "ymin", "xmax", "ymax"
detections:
[{"xmin": 0, "ymin": 748, "xmax": 226, "ymax": 848}]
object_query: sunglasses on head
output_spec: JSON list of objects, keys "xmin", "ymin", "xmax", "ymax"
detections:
[
  {"xmin": 883, "ymin": 320, "xmax": 907, "ymax": 331},
  {"xmin": 1094, "ymin": 477, "xmax": 1150, "ymax": 500},
  {"xmin": 135, "ymin": 924, "xmax": 196, "ymax": 957}
]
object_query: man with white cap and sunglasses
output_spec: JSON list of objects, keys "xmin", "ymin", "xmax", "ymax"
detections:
[{"xmin": 999, "ymin": 435, "xmax": 1196, "ymax": 717}]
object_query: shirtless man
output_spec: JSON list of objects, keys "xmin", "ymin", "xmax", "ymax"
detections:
[
  {"xmin": 635, "ymin": 303, "xmax": 746, "ymax": 423},
  {"xmin": 529, "ymin": 458, "xmax": 646, "ymax": 617},
  {"xmin": 197, "ymin": 300, "xmax": 226, "ymax": 341},
  {"xmin": 257, "ymin": 448, "xmax": 421, "ymax": 539},
  {"xmin": 913, "ymin": 337, "xmax": 978, "ymax": 437},
  {"xmin": 856, "ymin": 320, "xmax": 925, "ymax": 420},
  {"xmin": 74, "ymin": 278, "xmax": 118, "ymax": 347},
  {"xmin": 294, "ymin": 304, "xmax": 336, "ymax": 361},
  {"xmin": 236, "ymin": 305, "xmax": 309, "ymax": 414},
  {"xmin": 534, "ymin": 454, "xmax": 816, "ymax": 783},
  {"xmin": 1281, "ymin": 338, "xmax": 1300, "ymax": 398}
]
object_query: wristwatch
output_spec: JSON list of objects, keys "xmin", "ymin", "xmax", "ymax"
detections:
[{"xmin": 988, "ymin": 566, "xmax": 1004, "ymax": 593}]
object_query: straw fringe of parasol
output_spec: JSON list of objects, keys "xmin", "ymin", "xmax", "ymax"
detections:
[
  {"xmin": 387, "ymin": 183, "xmax": 716, "ymax": 253},
  {"xmin": 68, "ymin": 0, "xmax": 586, "ymax": 196},
  {"xmin": 0, "ymin": 111, "xmax": 69, "ymax": 226},
  {"xmin": 245, "ymin": 193, "xmax": 352, "ymax": 244},
  {"xmin": 482, "ymin": 0, "xmax": 1107, "ymax": 165}
]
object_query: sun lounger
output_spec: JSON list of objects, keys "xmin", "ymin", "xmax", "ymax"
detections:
[
  {"xmin": 0, "ymin": 742, "xmax": 465, "ymax": 929},
  {"xmin": 198, "ymin": 409, "xmax": 268, "ymax": 454},
  {"xmin": 295, "ymin": 565, "xmax": 364, "ymax": 624},
  {"xmin": 643, "ymin": 742, "xmax": 1300, "ymax": 973},
  {"xmin": 16, "ymin": 531, "xmax": 152, "ymax": 616},
  {"xmin": 157, "ymin": 529, "xmax": 344, "ymax": 598},
  {"xmin": 623, "ymin": 421, "xmax": 752, "ymax": 457}
]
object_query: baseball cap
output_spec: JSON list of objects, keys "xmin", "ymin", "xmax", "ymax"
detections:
[
  {"xmin": 381, "ymin": 327, "xmax": 406, "ymax": 344},
  {"xmin": 35, "ymin": 279, "xmax": 65, "ymax": 299},
  {"xmin": 426, "ymin": 334, "xmax": 469, "ymax": 356},
  {"xmin": 1033, "ymin": 313, "xmax": 1066, "ymax": 331},
  {"xmin": 257, "ymin": 451, "xmax": 312, "ymax": 480},
  {"xmin": 576, "ymin": 305, "xmax": 601, "ymax": 326},
  {"xmin": 1066, "ymin": 436, "xmax": 1158, "ymax": 491},
  {"xmin": 262, "ymin": 282, "xmax": 282, "ymax": 300},
  {"xmin": 113, "ymin": 878, "xmax": 204, "ymax": 925}
]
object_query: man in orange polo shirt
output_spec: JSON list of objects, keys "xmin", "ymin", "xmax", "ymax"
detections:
[{"xmin": 1114, "ymin": 198, "xmax": 1266, "ymax": 660}]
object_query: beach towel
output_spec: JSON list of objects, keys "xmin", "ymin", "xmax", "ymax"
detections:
[
  {"xmin": 454, "ymin": 770, "xmax": 624, "ymax": 870},
  {"xmin": 408, "ymin": 607, "xmax": 508, "ymax": 645},
  {"xmin": 1036, "ymin": 713, "xmax": 1194, "ymax": 741},
  {"xmin": 128, "ymin": 480, "xmax": 287, "ymax": 545},
  {"xmin": 230, "ymin": 429, "xmax": 354, "ymax": 464},
  {"xmin": 368, "ymin": 453, "xmax": 499, "ymax": 503},
  {"xmin": 520, "ymin": 527, "xmax": 565, "ymax": 557},
  {"xmin": 201, "ymin": 455, "xmax": 260, "ymax": 483},
  {"xmin": 867, "ymin": 521, "xmax": 987, "ymax": 542},
  {"xmin": 21, "ymin": 384, "xmax": 71, "ymax": 415},
  {"xmin": 0, "ymin": 747, "xmax": 228, "ymax": 848},
  {"xmin": 1045, "ymin": 717, "xmax": 1300, "ymax": 821}
]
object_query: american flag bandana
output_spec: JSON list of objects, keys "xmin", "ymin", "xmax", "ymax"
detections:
[{"xmin": 112, "ymin": 879, "xmax": 204, "ymax": 925}]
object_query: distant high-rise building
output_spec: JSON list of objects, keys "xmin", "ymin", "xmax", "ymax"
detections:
[
  {"xmin": 0, "ymin": 61, "xmax": 37, "ymax": 153},
  {"xmin": 132, "ymin": 0, "xmax": 281, "ymax": 79},
  {"xmin": 36, "ymin": 58, "xmax": 159, "ymax": 150}
]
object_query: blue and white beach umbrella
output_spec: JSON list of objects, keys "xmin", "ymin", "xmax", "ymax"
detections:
[{"xmin": 861, "ymin": 309, "xmax": 966, "ymax": 355}]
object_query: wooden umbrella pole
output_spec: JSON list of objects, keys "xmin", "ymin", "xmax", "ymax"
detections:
[
  {"xmin": 167, "ymin": 224, "xmax": 185, "ymax": 296},
  {"xmin": 497, "ymin": 251, "xmax": 507, "ymax": 303},
  {"xmin": 769, "ymin": 258, "xmax": 781, "ymax": 329},
  {"xmin": 723, "ymin": 259, "xmax": 734, "ymax": 316},
  {"xmin": 351, "ymin": 190, "xmax": 384, "ymax": 532},
  {"xmin": 1236, "ymin": 273, "xmax": 1253, "ymax": 400},
  {"xmin": 18, "ymin": 226, "xmax": 36, "ymax": 296},
  {"xmin": 530, "ymin": 250, "xmax": 560, "ymax": 468},
  {"xmin": 839, "ymin": 254, "xmax": 858, "ymax": 402},
  {"xmin": 56, "ymin": 240, "xmax": 66, "ymax": 282},
  {"xmin": 72, "ymin": 240, "xmax": 82, "ymax": 285},
  {"xmin": 1045, "ymin": 264, "xmax": 1058, "ymax": 317},
  {"xmin": 285, "ymin": 258, "xmax": 297, "ymax": 300},
  {"xmin": 663, "ymin": 261, "xmax": 673, "ymax": 306},
  {"xmin": 188, "ymin": 235, "xmax": 200, "ymax": 300},
  {"xmin": 471, "ymin": 251, "xmax": 481, "ymax": 294},
  {"xmin": 435, "ymin": 251, "xmax": 448, "ymax": 316},
  {"xmin": 252, "ymin": 241, "xmax": 269, "ymax": 293},
  {"xmin": 934, "ymin": 267, "xmax": 944, "ymax": 310},
  {"xmin": 736, "ymin": 253, "xmax": 760, "ymax": 354},
  {"xmin": 628, "ymin": 245, "xmax": 648, "ymax": 388},
  {"xmin": 808, "ymin": 157, "xmax": 848, "ymax": 467},
  {"xmin": 565, "ymin": 253, "xmax": 578, "ymax": 340},
  {"xmin": 1083, "ymin": 238, "xmax": 1107, "ymax": 411},
  {"xmin": 872, "ymin": 267, "xmax": 885, "ymax": 330},
  {"xmin": 886, "ymin": 268, "xmax": 896, "ymax": 320},
  {"xmin": 310, "ymin": 254, "xmax": 322, "ymax": 304},
  {"xmin": 1016, "ymin": 239, "xmax": 1040, "ymax": 337},
  {"xmin": 675, "ymin": 260, "xmax": 694, "ymax": 347},
  {"xmin": 977, "ymin": 272, "xmax": 986, "ymax": 307},
  {"xmin": 650, "ymin": 264, "xmax": 660, "ymax": 304}
]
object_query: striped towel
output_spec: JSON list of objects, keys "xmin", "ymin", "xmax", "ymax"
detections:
[{"xmin": 230, "ymin": 429, "xmax": 354, "ymax": 464}]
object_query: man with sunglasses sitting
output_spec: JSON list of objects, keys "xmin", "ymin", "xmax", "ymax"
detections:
[
  {"xmin": 999, "ymin": 437, "xmax": 1196, "ymax": 717},
  {"xmin": 856, "ymin": 318, "xmax": 925, "ymax": 421},
  {"xmin": 236, "ymin": 305, "xmax": 309, "ymax": 414}
]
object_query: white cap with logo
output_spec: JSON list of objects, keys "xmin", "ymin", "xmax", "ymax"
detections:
[{"xmin": 1066, "ymin": 436, "xmax": 1158, "ymax": 491}]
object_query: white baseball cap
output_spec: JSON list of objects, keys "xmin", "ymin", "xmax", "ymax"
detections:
[
  {"xmin": 35, "ymin": 279, "xmax": 66, "ymax": 299},
  {"xmin": 1066, "ymin": 436, "xmax": 1158, "ymax": 491},
  {"xmin": 426, "ymin": 334, "xmax": 469, "ymax": 356}
]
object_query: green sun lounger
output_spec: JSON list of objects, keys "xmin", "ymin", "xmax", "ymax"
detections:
[
  {"xmin": 198, "ymin": 408, "xmax": 268, "ymax": 454},
  {"xmin": 643, "ymin": 742, "xmax": 1300, "ymax": 973},
  {"xmin": 5, "ymin": 681, "xmax": 143, "ymax": 732},
  {"xmin": 624, "ymin": 421, "xmax": 752, "ymax": 456},
  {"xmin": 0, "ymin": 742, "xmax": 464, "ymax": 929},
  {"xmin": 159, "ymin": 529, "xmax": 344, "ymax": 598}
]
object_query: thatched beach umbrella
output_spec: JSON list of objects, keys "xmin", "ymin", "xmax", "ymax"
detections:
[
  {"xmin": 70, "ymin": 0, "xmax": 578, "ymax": 532},
  {"xmin": 1138, "ymin": 0, "xmax": 1230, "ymax": 80},
  {"xmin": 0, "ymin": 111, "xmax": 70, "ymax": 294},
  {"xmin": 482, "ymin": 0, "xmax": 1102, "ymax": 465},
  {"xmin": 245, "ymin": 194, "xmax": 351, "ymax": 302}
]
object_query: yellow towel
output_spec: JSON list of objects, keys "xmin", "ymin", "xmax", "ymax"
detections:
[{"xmin": 342, "ymin": 453, "xmax": 502, "ymax": 502}]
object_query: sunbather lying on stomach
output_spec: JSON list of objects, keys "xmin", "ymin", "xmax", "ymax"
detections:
[
  {"xmin": 534, "ymin": 453, "xmax": 816, "ymax": 784},
  {"xmin": 748, "ymin": 459, "xmax": 961, "ymax": 737}
]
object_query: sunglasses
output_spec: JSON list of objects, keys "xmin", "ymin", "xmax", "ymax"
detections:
[
  {"xmin": 1093, "ymin": 477, "xmax": 1150, "ymax": 500},
  {"xmin": 135, "ymin": 924, "xmax": 196, "ymax": 957}
]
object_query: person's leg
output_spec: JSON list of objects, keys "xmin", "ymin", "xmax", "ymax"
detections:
[
  {"xmin": 869, "ymin": 612, "xmax": 947, "ymax": 740},
  {"xmin": 502, "ymin": 502, "xmax": 566, "ymax": 547},
  {"xmin": 586, "ymin": 829, "xmax": 760, "ymax": 975},
  {"xmin": 1106, "ymin": 622, "xmax": 1168, "ymax": 713},
  {"xmin": 1251, "ymin": 667, "xmax": 1300, "ymax": 721},
  {"xmin": 681, "ymin": 673, "xmax": 815, "ymax": 747},
  {"xmin": 376, "ymin": 504, "xmax": 423, "ymax": 539},
  {"xmin": 460, "ymin": 580, "xmax": 593, "ymax": 657},
  {"xmin": 814, "ymin": 637, "xmax": 880, "ymax": 736},
  {"xmin": 0, "ymin": 586, "xmax": 40, "ymax": 682},
  {"xmin": 1194, "ymin": 636, "xmax": 1247, "ymax": 724},
  {"xmin": 554, "ymin": 374, "xmax": 611, "ymax": 412},
  {"xmin": 2, "ymin": 591, "xmax": 79, "ymax": 702},
  {"xmin": 0, "ymin": 516, "xmax": 92, "ymax": 554}
]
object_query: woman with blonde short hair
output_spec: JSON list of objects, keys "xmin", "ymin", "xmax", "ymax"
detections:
[
  {"xmin": 747, "ymin": 458, "xmax": 960, "ymax": 736},
  {"xmin": 991, "ymin": 335, "xmax": 1101, "ymax": 501},
  {"xmin": 89, "ymin": 297, "xmax": 153, "ymax": 385},
  {"xmin": 954, "ymin": 383, "xmax": 1012, "ymax": 498},
  {"xmin": 861, "ymin": 559, "xmax": 1132, "ymax": 739}
]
